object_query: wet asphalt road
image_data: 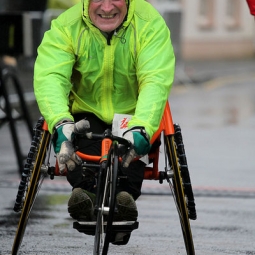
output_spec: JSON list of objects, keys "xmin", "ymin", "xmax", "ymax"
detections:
[
  {"xmin": 1, "ymin": 58, "xmax": 255, "ymax": 254},
  {"xmin": 1, "ymin": 189, "xmax": 255, "ymax": 255}
]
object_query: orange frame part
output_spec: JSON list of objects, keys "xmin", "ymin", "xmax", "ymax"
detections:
[
  {"xmin": 45, "ymin": 102, "xmax": 175, "ymax": 179},
  {"xmin": 144, "ymin": 101, "xmax": 175, "ymax": 180}
]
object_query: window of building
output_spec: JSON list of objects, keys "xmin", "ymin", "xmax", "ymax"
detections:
[
  {"xmin": 225, "ymin": 0, "xmax": 241, "ymax": 29},
  {"xmin": 197, "ymin": 0, "xmax": 215, "ymax": 29}
]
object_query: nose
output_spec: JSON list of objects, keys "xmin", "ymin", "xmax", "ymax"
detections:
[{"xmin": 100, "ymin": 0, "xmax": 114, "ymax": 12}]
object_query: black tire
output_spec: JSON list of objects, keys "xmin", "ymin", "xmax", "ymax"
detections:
[
  {"xmin": 164, "ymin": 135, "xmax": 195, "ymax": 255},
  {"xmin": 174, "ymin": 124, "xmax": 197, "ymax": 221},
  {"xmin": 12, "ymin": 128, "xmax": 51, "ymax": 255},
  {"xmin": 93, "ymin": 142, "xmax": 119, "ymax": 255}
]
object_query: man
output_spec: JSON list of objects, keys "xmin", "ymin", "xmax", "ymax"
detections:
[
  {"xmin": 247, "ymin": 0, "xmax": 255, "ymax": 16},
  {"xmin": 34, "ymin": 0, "xmax": 175, "ymax": 244}
]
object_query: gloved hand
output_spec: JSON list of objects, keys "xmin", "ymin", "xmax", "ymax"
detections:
[
  {"xmin": 53, "ymin": 119, "xmax": 90, "ymax": 174},
  {"xmin": 122, "ymin": 126, "xmax": 151, "ymax": 168}
]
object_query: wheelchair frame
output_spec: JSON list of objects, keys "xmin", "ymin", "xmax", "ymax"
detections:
[{"xmin": 12, "ymin": 101, "xmax": 197, "ymax": 255}]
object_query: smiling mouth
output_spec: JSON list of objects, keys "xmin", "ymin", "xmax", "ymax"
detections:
[{"xmin": 99, "ymin": 14, "xmax": 117, "ymax": 19}]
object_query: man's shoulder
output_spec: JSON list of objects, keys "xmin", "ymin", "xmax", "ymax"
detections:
[{"xmin": 55, "ymin": 3, "xmax": 83, "ymax": 27}]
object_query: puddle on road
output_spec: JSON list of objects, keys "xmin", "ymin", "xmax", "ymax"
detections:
[
  {"xmin": 34, "ymin": 193, "xmax": 69, "ymax": 207},
  {"xmin": 199, "ymin": 93, "xmax": 254, "ymax": 124},
  {"xmin": 1, "ymin": 193, "xmax": 70, "ymax": 228}
]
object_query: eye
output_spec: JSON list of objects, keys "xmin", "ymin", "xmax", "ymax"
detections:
[{"xmin": 91, "ymin": 0, "xmax": 123, "ymax": 3}]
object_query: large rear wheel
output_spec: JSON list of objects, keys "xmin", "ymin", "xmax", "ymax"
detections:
[
  {"xmin": 164, "ymin": 135, "xmax": 195, "ymax": 255},
  {"xmin": 12, "ymin": 118, "xmax": 51, "ymax": 255}
]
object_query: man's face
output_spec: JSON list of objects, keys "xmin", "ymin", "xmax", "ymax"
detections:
[{"xmin": 89, "ymin": 0, "xmax": 127, "ymax": 33}]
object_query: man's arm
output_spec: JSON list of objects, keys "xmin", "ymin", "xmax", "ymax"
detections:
[
  {"xmin": 34, "ymin": 18, "xmax": 75, "ymax": 133},
  {"xmin": 128, "ymin": 16, "xmax": 175, "ymax": 140}
]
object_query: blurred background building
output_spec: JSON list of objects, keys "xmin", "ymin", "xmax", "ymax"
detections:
[
  {"xmin": 181, "ymin": 0, "xmax": 255, "ymax": 60},
  {"xmin": 151, "ymin": 0, "xmax": 255, "ymax": 60}
]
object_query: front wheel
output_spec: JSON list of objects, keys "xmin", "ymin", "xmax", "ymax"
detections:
[{"xmin": 93, "ymin": 142, "xmax": 119, "ymax": 255}]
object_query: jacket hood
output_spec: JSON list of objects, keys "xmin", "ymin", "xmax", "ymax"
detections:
[{"xmin": 81, "ymin": 0, "xmax": 134, "ymax": 30}]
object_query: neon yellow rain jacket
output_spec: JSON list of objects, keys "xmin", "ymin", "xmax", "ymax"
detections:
[{"xmin": 34, "ymin": 0, "xmax": 175, "ymax": 140}]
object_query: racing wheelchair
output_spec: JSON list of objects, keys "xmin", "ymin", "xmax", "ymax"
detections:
[{"xmin": 12, "ymin": 101, "xmax": 197, "ymax": 255}]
